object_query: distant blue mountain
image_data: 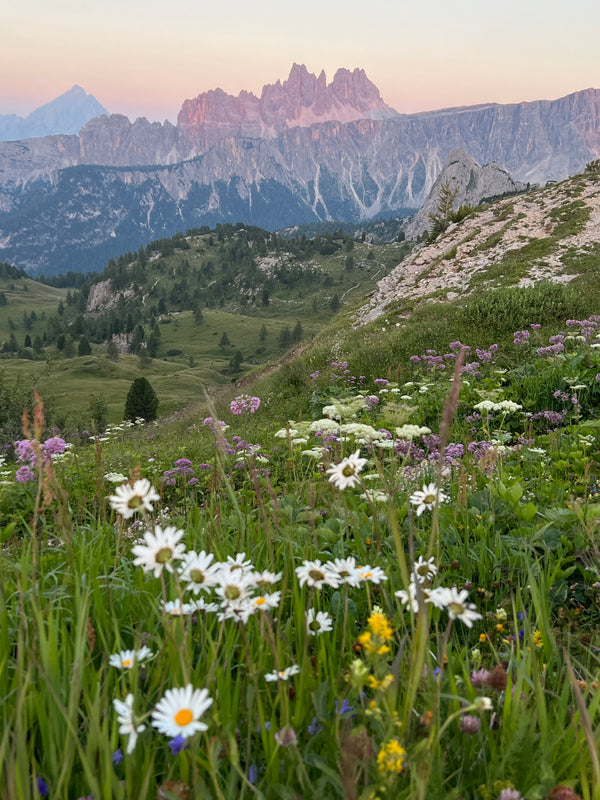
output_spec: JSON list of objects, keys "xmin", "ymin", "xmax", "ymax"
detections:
[{"xmin": 0, "ymin": 86, "xmax": 107, "ymax": 140}]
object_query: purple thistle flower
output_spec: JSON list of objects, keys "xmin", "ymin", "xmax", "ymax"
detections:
[{"xmin": 459, "ymin": 714, "xmax": 481, "ymax": 734}]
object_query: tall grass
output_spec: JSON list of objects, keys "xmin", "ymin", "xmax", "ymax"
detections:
[{"xmin": 2, "ymin": 311, "xmax": 600, "ymax": 799}]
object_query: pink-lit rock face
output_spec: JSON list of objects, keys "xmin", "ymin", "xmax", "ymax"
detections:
[{"xmin": 176, "ymin": 64, "xmax": 394, "ymax": 153}]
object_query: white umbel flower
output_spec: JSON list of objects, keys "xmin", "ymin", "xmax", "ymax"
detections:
[
  {"xmin": 409, "ymin": 482, "xmax": 448, "ymax": 516},
  {"xmin": 326, "ymin": 449, "xmax": 368, "ymax": 490},
  {"xmin": 306, "ymin": 609, "xmax": 333, "ymax": 636},
  {"xmin": 131, "ymin": 525, "xmax": 186, "ymax": 578},
  {"xmin": 151, "ymin": 685, "xmax": 213, "ymax": 739},
  {"xmin": 113, "ymin": 693, "xmax": 146, "ymax": 754},
  {"xmin": 109, "ymin": 646, "xmax": 153, "ymax": 669}
]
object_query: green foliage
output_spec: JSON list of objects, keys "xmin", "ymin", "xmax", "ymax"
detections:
[
  {"xmin": 124, "ymin": 376, "xmax": 159, "ymax": 421},
  {"xmin": 77, "ymin": 335, "xmax": 92, "ymax": 356}
]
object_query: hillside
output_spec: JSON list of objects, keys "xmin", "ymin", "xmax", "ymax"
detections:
[
  {"xmin": 4, "ymin": 162, "xmax": 600, "ymax": 798},
  {"xmin": 0, "ymin": 226, "xmax": 409, "ymax": 433},
  {"xmin": 357, "ymin": 165, "xmax": 600, "ymax": 326}
]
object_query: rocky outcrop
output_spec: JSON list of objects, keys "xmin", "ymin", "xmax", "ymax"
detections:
[
  {"xmin": 355, "ymin": 171, "xmax": 600, "ymax": 327},
  {"xmin": 176, "ymin": 64, "xmax": 395, "ymax": 153},
  {"xmin": 402, "ymin": 148, "xmax": 526, "ymax": 240}
]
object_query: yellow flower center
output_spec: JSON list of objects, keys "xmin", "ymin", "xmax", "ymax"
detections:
[
  {"xmin": 122, "ymin": 658, "xmax": 132, "ymax": 667},
  {"xmin": 127, "ymin": 495, "xmax": 143, "ymax": 509},
  {"xmin": 224, "ymin": 585, "xmax": 241, "ymax": 600},
  {"xmin": 255, "ymin": 597, "xmax": 266, "ymax": 606},
  {"xmin": 190, "ymin": 569, "xmax": 205, "ymax": 583},
  {"xmin": 175, "ymin": 708, "xmax": 194, "ymax": 727},
  {"xmin": 342, "ymin": 464, "xmax": 356, "ymax": 477},
  {"xmin": 448, "ymin": 602, "xmax": 465, "ymax": 617},
  {"xmin": 156, "ymin": 547, "xmax": 173, "ymax": 564}
]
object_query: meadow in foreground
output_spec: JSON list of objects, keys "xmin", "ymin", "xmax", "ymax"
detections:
[{"xmin": 2, "ymin": 314, "xmax": 600, "ymax": 800}]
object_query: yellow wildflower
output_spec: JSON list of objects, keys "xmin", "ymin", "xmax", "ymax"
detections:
[
  {"xmin": 377, "ymin": 739, "xmax": 406, "ymax": 774},
  {"xmin": 367, "ymin": 674, "xmax": 394, "ymax": 691},
  {"xmin": 533, "ymin": 630, "xmax": 543, "ymax": 649},
  {"xmin": 368, "ymin": 612, "xmax": 393, "ymax": 641}
]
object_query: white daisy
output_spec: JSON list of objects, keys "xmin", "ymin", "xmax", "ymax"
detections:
[
  {"xmin": 109, "ymin": 479, "xmax": 160, "ymax": 519},
  {"xmin": 264, "ymin": 665, "xmax": 300, "ymax": 682},
  {"xmin": 326, "ymin": 557, "xmax": 361, "ymax": 587},
  {"xmin": 253, "ymin": 570, "xmax": 283, "ymax": 587},
  {"xmin": 306, "ymin": 609, "xmax": 333, "ymax": 636},
  {"xmin": 108, "ymin": 646, "xmax": 152, "ymax": 669},
  {"xmin": 295, "ymin": 560, "xmax": 340, "ymax": 590},
  {"xmin": 412, "ymin": 556, "xmax": 438, "ymax": 584},
  {"xmin": 224, "ymin": 552, "xmax": 254, "ymax": 576},
  {"xmin": 192, "ymin": 597, "xmax": 220, "ymax": 614},
  {"xmin": 178, "ymin": 550, "xmax": 219, "ymax": 594},
  {"xmin": 162, "ymin": 599, "xmax": 195, "ymax": 616},
  {"xmin": 151, "ymin": 685, "xmax": 213, "ymax": 739},
  {"xmin": 131, "ymin": 525, "xmax": 186, "ymax": 578},
  {"xmin": 113, "ymin": 693, "xmax": 146, "ymax": 754},
  {"xmin": 425, "ymin": 585, "xmax": 451, "ymax": 610},
  {"xmin": 437, "ymin": 587, "xmax": 482, "ymax": 628},
  {"xmin": 326, "ymin": 449, "xmax": 368, "ymax": 490},
  {"xmin": 356, "ymin": 565, "xmax": 388, "ymax": 584},
  {"xmin": 409, "ymin": 483, "xmax": 448, "ymax": 516},
  {"xmin": 249, "ymin": 591, "xmax": 282, "ymax": 611},
  {"xmin": 395, "ymin": 581, "xmax": 420, "ymax": 612},
  {"xmin": 217, "ymin": 599, "xmax": 257, "ymax": 624},
  {"xmin": 214, "ymin": 565, "xmax": 255, "ymax": 604}
]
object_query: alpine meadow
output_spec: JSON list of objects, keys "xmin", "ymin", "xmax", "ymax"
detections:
[{"xmin": 3, "ymin": 72, "xmax": 600, "ymax": 800}]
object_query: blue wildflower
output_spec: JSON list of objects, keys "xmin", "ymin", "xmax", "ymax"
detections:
[{"xmin": 168, "ymin": 735, "xmax": 189, "ymax": 756}]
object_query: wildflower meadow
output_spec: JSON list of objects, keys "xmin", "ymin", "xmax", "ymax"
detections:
[{"xmin": 3, "ymin": 313, "xmax": 600, "ymax": 800}]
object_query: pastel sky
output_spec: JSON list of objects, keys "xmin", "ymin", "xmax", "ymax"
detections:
[{"xmin": 2, "ymin": 0, "xmax": 599, "ymax": 122}]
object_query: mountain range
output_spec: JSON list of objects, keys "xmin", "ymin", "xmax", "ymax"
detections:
[{"xmin": 1, "ymin": 65, "xmax": 599, "ymax": 275}]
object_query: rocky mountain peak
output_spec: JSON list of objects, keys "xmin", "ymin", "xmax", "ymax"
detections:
[
  {"xmin": 177, "ymin": 64, "xmax": 394, "ymax": 154},
  {"xmin": 0, "ymin": 85, "xmax": 107, "ymax": 141},
  {"xmin": 402, "ymin": 147, "xmax": 526, "ymax": 240}
]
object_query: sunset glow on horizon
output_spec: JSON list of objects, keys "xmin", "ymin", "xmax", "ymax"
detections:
[{"xmin": 2, "ymin": 0, "xmax": 599, "ymax": 123}]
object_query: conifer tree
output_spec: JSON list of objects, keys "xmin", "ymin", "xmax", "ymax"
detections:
[{"xmin": 124, "ymin": 377, "xmax": 159, "ymax": 422}]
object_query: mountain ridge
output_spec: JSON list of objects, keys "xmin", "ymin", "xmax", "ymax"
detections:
[{"xmin": 1, "ymin": 68, "xmax": 600, "ymax": 275}]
